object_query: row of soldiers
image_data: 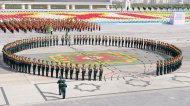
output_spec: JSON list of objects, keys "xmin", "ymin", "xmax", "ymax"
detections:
[
  {"xmin": 2, "ymin": 36, "xmax": 183, "ymax": 77},
  {"xmin": 0, "ymin": 18, "xmax": 101, "ymax": 33}
]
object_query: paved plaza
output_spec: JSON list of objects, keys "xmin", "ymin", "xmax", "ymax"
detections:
[{"xmin": 0, "ymin": 24, "xmax": 190, "ymax": 106}]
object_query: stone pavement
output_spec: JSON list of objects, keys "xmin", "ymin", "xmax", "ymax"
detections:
[{"xmin": 0, "ymin": 24, "xmax": 190, "ymax": 106}]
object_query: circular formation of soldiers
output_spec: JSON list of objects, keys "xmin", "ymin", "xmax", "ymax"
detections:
[
  {"xmin": 0, "ymin": 18, "xmax": 101, "ymax": 33},
  {"xmin": 2, "ymin": 34, "xmax": 183, "ymax": 81}
]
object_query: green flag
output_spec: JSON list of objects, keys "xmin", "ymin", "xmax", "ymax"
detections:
[{"xmin": 47, "ymin": 25, "xmax": 53, "ymax": 34}]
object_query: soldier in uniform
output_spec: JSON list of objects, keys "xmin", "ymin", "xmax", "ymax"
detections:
[
  {"xmin": 115, "ymin": 37, "xmax": 118, "ymax": 46},
  {"xmin": 74, "ymin": 35, "xmax": 76, "ymax": 45},
  {"xmin": 65, "ymin": 36, "xmax": 68, "ymax": 45},
  {"xmin": 109, "ymin": 36, "xmax": 111, "ymax": 46},
  {"xmin": 85, "ymin": 35, "xmax": 88, "ymax": 45},
  {"xmin": 92, "ymin": 36, "xmax": 94, "ymax": 45},
  {"xmin": 81, "ymin": 64, "xmax": 86, "ymax": 80},
  {"xmin": 164, "ymin": 60, "xmax": 167, "ymax": 74},
  {"xmin": 121, "ymin": 37, "xmax": 124, "ymax": 47},
  {"xmin": 88, "ymin": 64, "xmax": 92, "ymax": 81},
  {"xmin": 156, "ymin": 60, "xmax": 160, "ymax": 76},
  {"xmin": 60, "ymin": 62, "xmax": 64, "ymax": 78},
  {"xmin": 98, "ymin": 35, "xmax": 101, "ymax": 45},
  {"xmin": 32, "ymin": 58, "xmax": 37, "ymax": 75},
  {"xmin": 75, "ymin": 64, "xmax": 80, "ymax": 80},
  {"xmin": 160, "ymin": 60, "xmax": 163, "ymax": 75},
  {"xmin": 53, "ymin": 36, "xmax": 56, "ymax": 46},
  {"xmin": 51, "ymin": 61, "xmax": 54, "ymax": 77},
  {"xmin": 105, "ymin": 36, "xmax": 108, "ymax": 46},
  {"xmin": 102, "ymin": 35, "xmax": 105, "ymax": 45},
  {"xmin": 65, "ymin": 63, "xmax": 69, "ymax": 79},
  {"xmin": 46, "ymin": 61, "xmax": 49, "ymax": 77},
  {"xmin": 57, "ymin": 77, "xmax": 67, "ymax": 99},
  {"xmin": 88, "ymin": 35, "xmax": 91, "ymax": 45},
  {"xmin": 55, "ymin": 62, "xmax": 60, "ymax": 78},
  {"xmin": 50, "ymin": 36, "xmax": 53, "ymax": 46},
  {"xmin": 79, "ymin": 35, "xmax": 82, "ymax": 45},
  {"xmin": 99, "ymin": 64, "xmax": 103, "ymax": 81},
  {"xmin": 56, "ymin": 36, "xmax": 59, "ymax": 46},
  {"xmin": 41, "ymin": 60, "xmax": 45, "ymax": 76},
  {"xmin": 93, "ymin": 64, "xmax": 98, "ymax": 81},
  {"xmin": 37, "ymin": 59, "xmax": 41, "ymax": 75},
  {"xmin": 112, "ymin": 36, "xmax": 115, "ymax": 46},
  {"xmin": 61, "ymin": 36, "xmax": 64, "ymax": 46},
  {"xmin": 118, "ymin": 37, "xmax": 121, "ymax": 47},
  {"xmin": 27, "ymin": 58, "xmax": 31, "ymax": 74},
  {"xmin": 70, "ymin": 63, "xmax": 74, "ymax": 79}
]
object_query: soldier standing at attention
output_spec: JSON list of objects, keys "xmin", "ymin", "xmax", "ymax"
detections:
[
  {"xmin": 164, "ymin": 60, "xmax": 167, "ymax": 74},
  {"xmin": 98, "ymin": 35, "xmax": 101, "ymax": 45},
  {"xmin": 93, "ymin": 64, "xmax": 98, "ymax": 81},
  {"xmin": 118, "ymin": 37, "xmax": 121, "ymax": 47},
  {"xmin": 115, "ymin": 37, "xmax": 118, "ymax": 46},
  {"xmin": 70, "ymin": 63, "xmax": 74, "ymax": 79},
  {"xmin": 37, "ymin": 59, "xmax": 41, "ymax": 76},
  {"xmin": 105, "ymin": 36, "xmax": 108, "ymax": 46},
  {"xmin": 65, "ymin": 63, "xmax": 69, "ymax": 79},
  {"xmin": 99, "ymin": 64, "xmax": 103, "ymax": 81},
  {"xmin": 61, "ymin": 35, "xmax": 64, "ymax": 46},
  {"xmin": 156, "ymin": 60, "xmax": 160, "ymax": 76},
  {"xmin": 50, "ymin": 36, "xmax": 53, "ymax": 46},
  {"xmin": 51, "ymin": 61, "xmax": 54, "ymax": 77},
  {"xmin": 88, "ymin": 64, "xmax": 92, "ymax": 81},
  {"xmin": 55, "ymin": 62, "xmax": 60, "ymax": 78},
  {"xmin": 85, "ymin": 35, "xmax": 88, "ymax": 45},
  {"xmin": 92, "ymin": 36, "xmax": 94, "ymax": 45},
  {"xmin": 65, "ymin": 36, "xmax": 68, "ymax": 45},
  {"xmin": 112, "ymin": 36, "xmax": 115, "ymax": 46},
  {"xmin": 41, "ymin": 60, "xmax": 45, "ymax": 76},
  {"xmin": 79, "ymin": 35, "xmax": 82, "ymax": 45},
  {"xmin": 160, "ymin": 60, "xmax": 163, "ymax": 75},
  {"xmin": 95, "ymin": 35, "xmax": 98, "ymax": 45},
  {"xmin": 81, "ymin": 64, "xmax": 86, "ymax": 80},
  {"xmin": 27, "ymin": 58, "xmax": 31, "ymax": 74},
  {"xmin": 74, "ymin": 35, "xmax": 76, "ymax": 45},
  {"xmin": 88, "ymin": 35, "xmax": 91, "ymax": 45},
  {"xmin": 53, "ymin": 36, "xmax": 56, "ymax": 46},
  {"xmin": 46, "ymin": 61, "xmax": 49, "ymax": 77},
  {"xmin": 75, "ymin": 64, "xmax": 80, "ymax": 80},
  {"xmin": 56, "ymin": 36, "xmax": 59, "ymax": 46},
  {"xmin": 121, "ymin": 37, "xmax": 124, "ymax": 47},
  {"xmin": 102, "ymin": 35, "xmax": 105, "ymax": 45},
  {"xmin": 33, "ymin": 58, "xmax": 37, "ymax": 75},
  {"xmin": 60, "ymin": 62, "xmax": 64, "ymax": 78},
  {"xmin": 109, "ymin": 36, "xmax": 111, "ymax": 46}
]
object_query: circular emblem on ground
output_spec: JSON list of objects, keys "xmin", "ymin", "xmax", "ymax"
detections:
[
  {"xmin": 74, "ymin": 83, "xmax": 101, "ymax": 92},
  {"xmin": 125, "ymin": 79, "xmax": 150, "ymax": 87},
  {"xmin": 171, "ymin": 75, "xmax": 190, "ymax": 83}
]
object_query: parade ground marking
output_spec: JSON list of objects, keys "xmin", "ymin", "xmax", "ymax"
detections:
[
  {"xmin": 43, "ymin": 51, "xmax": 137, "ymax": 66},
  {"xmin": 0, "ymin": 87, "xmax": 9, "ymax": 106}
]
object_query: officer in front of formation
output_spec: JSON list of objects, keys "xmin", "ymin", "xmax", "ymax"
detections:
[{"xmin": 57, "ymin": 76, "xmax": 67, "ymax": 99}]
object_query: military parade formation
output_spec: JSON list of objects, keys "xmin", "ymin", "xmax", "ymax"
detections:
[
  {"xmin": 2, "ymin": 34, "xmax": 183, "ymax": 80},
  {"xmin": 0, "ymin": 18, "xmax": 101, "ymax": 34}
]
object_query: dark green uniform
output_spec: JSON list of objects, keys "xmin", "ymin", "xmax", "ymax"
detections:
[
  {"xmin": 57, "ymin": 78, "xmax": 67, "ymax": 99},
  {"xmin": 81, "ymin": 65, "xmax": 86, "ymax": 80}
]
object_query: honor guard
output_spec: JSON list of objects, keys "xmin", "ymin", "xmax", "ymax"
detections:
[
  {"xmin": 92, "ymin": 36, "xmax": 94, "ymax": 45},
  {"xmin": 115, "ymin": 37, "xmax": 118, "ymax": 46},
  {"xmin": 51, "ymin": 61, "xmax": 54, "ymax": 77},
  {"xmin": 46, "ymin": 61, "xmax": 49, "ymax": 77},
  {"xmin": 102, "ymin": 35, "xmax": 105, "ymax": 45},
  {"xmin": 60, "ymin": 62, "xmax": 64, "ymax": 78},
  {"xmin": 118, "ymin": 37, "xmax": 121, "ymax": 47},
  {"xmin": 32, "ymin": 58, "xmax": 37, "ymax": 75},
  {"xmin": 81, "ymin": 64, "xmax": 86, "ymax": 80},
  {"xmin": 164, "ymin": 60, "xmax": 167, "ymax": 74},
  {"xmin": 75, "ymin": 64, "xmax": 80, "ymax": 80},
  {"xmin": 37, "ymin": 59, "xmax": 41, "ymax": 75},
  {"xmin": 65, "ymin": 63, "xmax": 69, "ymax": 79},
  {"xmin": 88, "ymin": 35, "xmax": 91, "ymax": 45},
  {"xmin": 85, "ymin": 35, "xmax": 88, "ymax": 45},
  {"xmin": 105, "ymin": 36, "xmax": 108, "ymax": 46},
  {"xmin": 69, "ymin": 63, "xmax": 74, "ymax": 79},
  {"xmin": 112, "ymin": 36, "xmax": 115, "ymax": 46},
  {"xmin": 95, "ymin": 35, "xmax": 98, "ymax": 45},
  {"xmin": 121, "ymin": 37, "xmax": 124, "ymax": 47},
  {"xmin": 93, "ymin": 64, "xmax": 98, "ymax": 81},
  {"xmin": 79, "ymin": 35, "xmax": 82, "ymax": 45},
  {"xmin": 56, "ymin": 62, "xmax": 60, "ymax": 78},
  {"xmin": 88, "ymin": 64, "xmax": 92, "ymax": 81},
  {"xmin": 41, "ymin": 60, "xmax": 45, "ymax": 76},
  {"xmin": 99, "ymin": 64, "xmax": 103, "ymax": 81},
  {"xmin": 98, "ymin": 35, "xmax": 101, "ymax": 45},
  {"xmin": 50, "ymin": 36, "xmax": 53, "ymax": 46}
]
